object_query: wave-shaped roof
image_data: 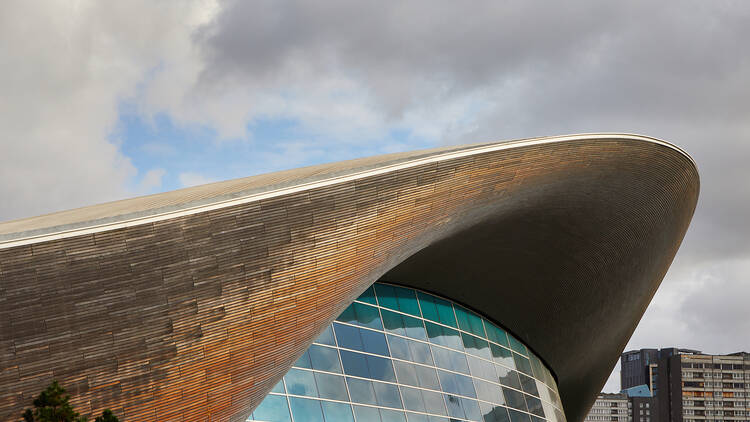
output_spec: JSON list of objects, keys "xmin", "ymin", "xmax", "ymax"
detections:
[{"xmin": 0, "ymin": 134, "xmax": 699, "ymax": 422}]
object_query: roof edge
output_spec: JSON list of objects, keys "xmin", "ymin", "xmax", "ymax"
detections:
[{"xmin": 0, "ymin": 133, "xmax": 695, "ymax": 249}]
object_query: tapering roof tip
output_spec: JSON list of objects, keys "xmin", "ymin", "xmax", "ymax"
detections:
[{"xmin": 0, "ymin": 133, "xmax": 698, "ymax": 248}]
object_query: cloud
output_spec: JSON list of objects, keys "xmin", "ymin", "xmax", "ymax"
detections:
[
  {"xmin": 141, "ymin": 142, "xmax": 178, "ymax": 157},
  {"xmin": 138, "ymin": 168, "xmax": 167, "ymax": 192},
  {"xmin": 0, "ymin": 0, "xmax": 217, "ymax": 221},
  {"xmin": 178, "ymin": 171, "xmax": 216, "ymax": 188},
  {"xmin": 1, "ymin": 0, "xmax": 748, "ymax": 400}
]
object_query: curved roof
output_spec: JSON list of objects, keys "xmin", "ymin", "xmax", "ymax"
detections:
[{"xmin": 0, "ymin": 134, "xmax": 699, "ymax": 422}]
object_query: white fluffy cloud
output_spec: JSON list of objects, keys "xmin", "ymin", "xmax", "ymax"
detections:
[{"xmin": 0, "ymin": 0, "xmax": 216, "ymax": 220}]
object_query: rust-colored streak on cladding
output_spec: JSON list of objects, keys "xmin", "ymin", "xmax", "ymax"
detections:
[{"xmin": 0, "ymin": 136, "xmax": 698, "ymax": 422}]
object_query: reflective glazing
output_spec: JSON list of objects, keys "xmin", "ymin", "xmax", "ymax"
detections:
[{"xmin": 248, "ymin": 283, "xmax": 566, "ymax": 422}]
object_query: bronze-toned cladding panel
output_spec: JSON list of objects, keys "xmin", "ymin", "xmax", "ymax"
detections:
[{"xmin": 0, "ymin": 137, "xmax": 698, "ymax": 422}]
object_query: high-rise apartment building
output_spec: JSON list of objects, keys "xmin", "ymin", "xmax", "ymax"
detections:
[
  {"xmin": 585, "ymin": 393, "xmax": 630, "ymax": 422},
  {"xmin": 622, "ymin": 350, "xmax": 659, "ymax": 391},
  {"xmin": 619, "ymin": 349, "xmax": 750, "ymax": 422},
  {"xmin": 661, "ymin": 351, "xmax": 750, "ymax": 422},
  {"xmin": 622, "ymin": 349, "xmax": 701, "ymax": 395},
  {"xmin": 584, "ymin": 386, "xmax": 657, "ymax": 422}
]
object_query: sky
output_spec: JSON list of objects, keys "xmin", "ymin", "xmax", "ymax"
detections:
[{"xmin": 1, "ymin": 0, "xmax": 749, "ymax": 394}]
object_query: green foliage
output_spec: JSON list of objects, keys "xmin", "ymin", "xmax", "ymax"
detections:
[
  {"xmin": 94, "ymin": 410, "xmax": 119, "ymax": 422},
  {"xmin": 20, "ymin": 381, "xmax": 118, "ymax": 422}
]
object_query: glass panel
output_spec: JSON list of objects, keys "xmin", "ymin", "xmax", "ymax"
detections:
[
  {"xmin": 484, "ymin": 320, "xmax": 509, "ymax": 347},
  {"xmin": 375, "ymin": 284, "xmax": 399, "ymax": 311},
  {"xmin": 375, "ymin": 284, "xmax": 421, "ymax": 316},
  {"xmin": 382, "ymin": 310, "xmax": 427, "ymax": 340},
  {"xmin": 414, "ymin": 365, "xmax": 440, "ymax": 390},
  {"xmin": 337, "ymin": 304, "xmax": 357, "ymax": 325},
  {"xmin": 474, "ymin": 378, "xmax": 504, "ymax": 405},
  {"xmin": 455, "ymin": 372, "xmax": 477, "ymax": 398},
  {"xmin": 293, "ymin": 350, "xmax": 312, "ymax": 369},
  {"xmin": 536, "ymin": 380, "xmax": 551, "ymax": 403},
  {"xmin": 373, "ymin": 381, "xmax": 402, "ymax": 408},
  {"xmin": 387, "ymin": 334, "xmax": 410, "ymax": 361},
  {"xmin": 547, "ymin": 386, "xmax": 561, "ymax": 407},
  {"xmin": 353, "ymin": 405, "xmax": 381, "ymax": 422},
  {"xmin": 417, "ymin": 292, "xmax": 457, "ymax": 328},
  {"xmin": 509, "ymin": 409, "xmax": 532, "ymax": 422},
  {"xmin": 270, "ymin": 380, "xmax": 285, "ymax": 394},
  {"xmin": 514, "ymin": 353, "xmax": 533, "ymax": 376},
  {"xmin": 503, "ymin": 387, "xmax": 529, "ymax": 412},
  {"xmin": 366, "ymin": 354, "xmax": 396, "ymax": 382},
  {"xmin": 497, "ymin": 367, "xmax": 522, "ymax": 391},
  {"xmin": 309, "ymin": 344, "xmax": 342, "ymax": 373},
  {"xmin": 406, "ymin": 413, "xmax": 429, "ymax": 422},
  {"xmin": 382, "ymin": 309, "xmax": 407, "ymax": 336},
  {"xmin": 393, "ymin": 285, "xmax": 421, "ymax": 317},
  {"xmin": 422, "ymin": 389, "xmax": 447, "ymax": 415},
  {"xmin": 284, "ymin": 368, "xmax": 318, "ymax": 397},
  {"xmin": 432, "ymin": 346, "xmax": 469, "ymax": 374},
  {"xmin": 409, "ymin": 339, "xmax": 433, "ymax": 365},
  {"xmin": 444, "ymin": 394, "xmax": 465, "ymax": 419},
  {"xmin": 340, "ymin": 350, "xmax": 370, "ymax": 378},
  {"xmin": 289, "ymin": 397, "xmax": 324, "ymax": 422},
  {"xmin": 322, "ymin": 401, "xmax": 354, "ymax": 422},
  {"xmin": 467, "ymin": 355, "xmax": 496, "ymax": 382},
  {"xmin": 380, "ymin": 409, "xmax": 407, "ymax": 422},
  {"xmin": 357, "ymin": 285, "xmax": 378, "ymax": 305},
  {"xmin": 462, "ymin": 332, "xmax": 492, "ymax": 360},
  {"xmin": 507, "ymin": 334, "xmax": 528, "ymax": 356},
  {"xmin": 480, "ymin": 402, "xmax": 511, "ymax": 422},
  {"xmin": 314, "ymin": 324, "xmax": 336, "ymax": 346},
  {"xmin": 526, "ymin": 395, "xmax": 545, "ymax": 416},
  {"xmin": 542, "ymin": 402, "xmax": 557, "ymax": 422},
  {"xmin": 455, "ymin": 305, "xmax": 485, "ymax": 338},
  {"xmin": 337, "ymin": 303, "xmax": 382, "ymax": 330},
  {"xmin": 401, "ymin": 386, "xmax": 426, "ymax": 412},
  {"xmin": 347, "ymin": 377, "xmax": 377, "ymax": 405},
  {"xmin": 387, "ymin": 335, "xmax": 433, "ymax": 365},
  {"xmin": 314, "ymin": 372, "xmax": 349, "ymax": 401},
  {"xmin": 461, "ymin": 397, "xmax": 482, "ymax": 421},
  {"xmin": 438, "ymin": 370, "xmax": 476, "ymax": 398},
  {"xmin": 519, "ymin": 374, "xmax": 539, "ymax": 396},
  {"xmin": 394, "ymin": 361, "xmax": 419, "ymax": 386},
  {"xmin": 529, "ymin": 353, "xmax": 546, "ymax": 381},
  {"xmin": 425, "ymin": 322, "xmax": 463, "ymax": 351},
  {"xmin": 402, "ymin": 314, "xmax": 427, "ymax": 340},
  {"xmin": 360, "ymin": 328, "xmax": 389, "ymax": 356},
  {"xmin": 491, "ymin": 343, "xmax": 516, "ymax": 369},
  {"xmin": 252, "ymin": 395, "xmax": 291, "ymax": 422},
  {"xmin": 355, "ymin": 302, "xmax": 383, "ymax": 330},
  {"xmin": 545, "ymin": 369, "xmax": 558, "ymax": 394},
  {"xmin": 334, "ymin": 323, "xmax": 363, "ymax": 351}
]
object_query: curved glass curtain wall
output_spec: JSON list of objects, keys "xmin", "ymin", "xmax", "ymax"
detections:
[{"xmin": 248, "ymin": 282, "xmax": 566, "ymax": 422}]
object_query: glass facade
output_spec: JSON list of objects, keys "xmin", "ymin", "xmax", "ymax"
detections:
[{"xmin": 248, "ymin": 282, "xmax": 566, "ymax": 422}]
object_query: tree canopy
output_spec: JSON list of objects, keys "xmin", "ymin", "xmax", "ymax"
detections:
[{"xmin": 21, "ymin": 381, "xmax": 118, "ymax": 422}]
